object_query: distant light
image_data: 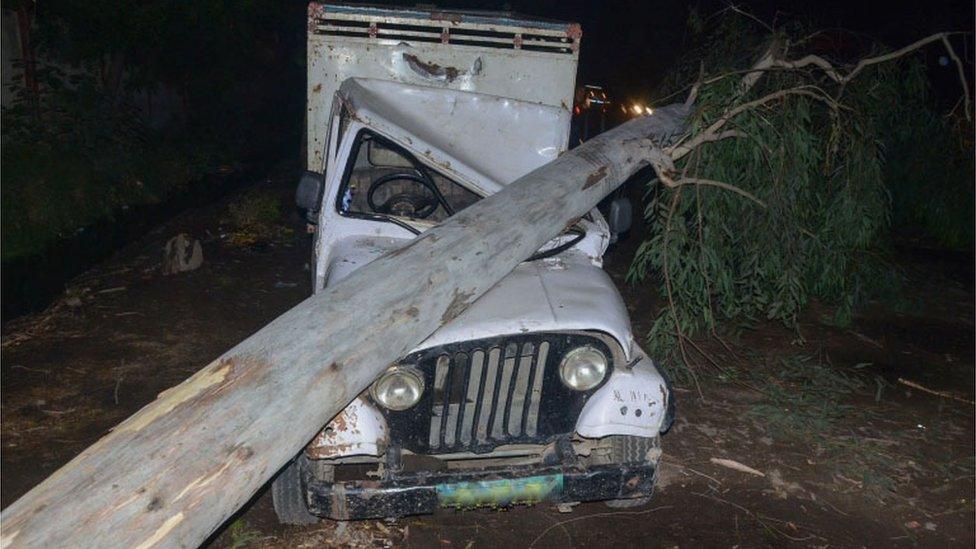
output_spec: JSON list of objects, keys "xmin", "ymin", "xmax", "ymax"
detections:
[
  {"xmin": 645, "ymin": 106, "xmax": 655, "ymax": 115},
  {"xmin": 631, "ymin": 104, "xmax": 643, "ymax": 115}
]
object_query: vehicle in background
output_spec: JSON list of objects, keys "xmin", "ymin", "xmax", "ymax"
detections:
[{"xmin": 572, "ymin": 84, "xmax": 611, "ymax": 142}]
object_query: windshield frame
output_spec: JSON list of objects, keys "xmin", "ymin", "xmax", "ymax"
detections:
[{"xmin": 335, "ymin": 127, "xmax": 484, "ymax": 233}]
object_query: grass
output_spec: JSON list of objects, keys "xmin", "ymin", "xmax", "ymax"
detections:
[
  {"xmin": 223, "ymin": 189, "xmax": 290, "ymax": 246},
  {"xmin": 226, "ymin": 190, "xmax": 282, "ymax": 231},
  {"xmin": 0, "ymin": 125, "xmax": 218, "ymax": 263},
  {"xmin": 740, "ymin": 354, "xmax": 903, "ymax": 496},
  {"xmin": 227, "ymin": 518, "xmax": 262, "ymax": 549}
]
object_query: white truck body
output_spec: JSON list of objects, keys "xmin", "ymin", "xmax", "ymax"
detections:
[
  {"xmin": 306, "ymin": 2, "xmax": 580, "ymax": 174},
  {"xmin": 278, "ymin": 3, "xmax": 674, "ymax": 523}
]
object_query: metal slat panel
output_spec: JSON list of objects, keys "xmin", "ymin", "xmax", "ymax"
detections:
[
  {"xmin": 444, "ymin": 352, "xmax": 468, "ymax": 446},
  {"xmin": 475, "ymin": 347, "xmax": 501, "ymax": 443},
  {"xmin": 429, "ymin": 354, "xmax": 451, "ymax": 448},
  {"xmin": 424, "ymin": 337, "xmax": 556, "ymax": 450},
  {"xmin": 490, "ymin": 343, "xmax": 518, "ymax": 439},
  {"xmin": 506, "ymin": 343, "xmax": 534, "ymax": 436},
  {"xmin": 525, "ymin": 341, "xmax": 548, "ymax": 436},
  {"xmin": 459, "ymin": 350, "xmax": 484, "ymax": 444}
]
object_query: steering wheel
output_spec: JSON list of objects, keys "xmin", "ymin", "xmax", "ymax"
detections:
[{"xmin": 366, "ymin": 171, "xmax": 453, "ymax": 220}]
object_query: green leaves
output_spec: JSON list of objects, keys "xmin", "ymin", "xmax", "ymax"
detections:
[{"xmin": 628, "ymin": 18, "xmax": 966, "ymax": 371}]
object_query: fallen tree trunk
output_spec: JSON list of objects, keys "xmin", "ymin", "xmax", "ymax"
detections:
[{"xmin": 0, "ymin": 104, "xmax": 688, "ymax": 548}]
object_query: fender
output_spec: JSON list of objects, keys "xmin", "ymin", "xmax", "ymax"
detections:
[
  {"xmin": 306, "ymin": 397, "xmax": 389, "ymax": 459},
  {"xmin": 575, "ymin": 348, "xmax": 671, "ymax": 438}
]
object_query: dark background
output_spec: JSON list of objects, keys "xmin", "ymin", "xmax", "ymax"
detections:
[{"xmin": 1, "ymin": 0, "xmax": 972, "ymax": 321}]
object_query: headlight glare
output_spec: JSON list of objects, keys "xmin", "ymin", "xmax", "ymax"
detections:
[
  {"xmin": 370, "ymin": 366, "xmax": 424, "ymax": 411},
  {"xmin": 559, "ymin": 346, "xmax": 608, "ymax": 391}
]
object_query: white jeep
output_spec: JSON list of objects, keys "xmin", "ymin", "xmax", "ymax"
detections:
[{"xmin": 275, "ymin": 3, "xmax": 674, "ymax": 523}]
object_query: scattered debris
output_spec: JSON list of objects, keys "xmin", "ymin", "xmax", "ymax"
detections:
[
  {"xmin": 97, "ymin": 286, "xmax": 127, "ymax": 294},
  {"xmin": 162, "ymin": 233, "xmax": 204, "ymax": 275},
  {"xmin": 556, "ymin": 501, "xmax": 579, "ymax": 513},
  {"xmin": 766, "ymin": 469, "xmax": 804, "ymax": 499},
  {"xmin": 897, "ymin": 378, "xmax": 976, "ymax": 405},
  {"xmin": 710, "ymin": 457, "xmax": 766, "ymax": 477}
]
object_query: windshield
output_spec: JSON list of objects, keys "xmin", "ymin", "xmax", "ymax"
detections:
[{"xmin": 338, "ymin": 130, "xmax": 481, "ymax": 225}]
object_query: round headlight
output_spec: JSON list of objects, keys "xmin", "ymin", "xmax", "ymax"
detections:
[
  {"xmin": 370, "ymin": 366, "xmax": 424, "ymax": 411},
  {"xmin": 559, "ymin": 346, "xmax": 608, "ymax": 391}
]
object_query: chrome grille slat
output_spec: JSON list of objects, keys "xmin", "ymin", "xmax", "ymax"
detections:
[
  {"xmin": 490, "ymin": 344, "xmax": 517, "ymax": 439},
  {"xmin": 475, "ymin": 348, "xmax": 501, "ymax": 444},
  {"xmin": 429, "ymin": 338, "xmax": 549, "ymax": 450},
  {"xmin": 525, "ymin": 342, "xmax": 549, "ymax": 436},
  {"xmin": 429, "ymin": 355, "xmax": 450, "ymax": 448},
  {"xmin": 458, "ymin": 350, "xmax": 484, "ymax": 444},
  {"xmin": 507, "ymin": 344, "xmax": 533, "ymax": 436}
]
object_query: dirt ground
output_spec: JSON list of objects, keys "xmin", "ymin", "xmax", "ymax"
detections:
[{"xmin": 2, "ymin": 176, "xmax": 974, "ymax": 548}]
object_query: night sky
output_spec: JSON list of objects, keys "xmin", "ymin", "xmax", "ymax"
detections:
[{"xmin": 452, "ymin": 0, "xmax": 974, "ymax": 105}]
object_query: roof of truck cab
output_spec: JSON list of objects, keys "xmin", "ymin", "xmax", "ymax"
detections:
[{"xmin": 318, "ymin": 3, "xmax": 578, "ymax": 31}]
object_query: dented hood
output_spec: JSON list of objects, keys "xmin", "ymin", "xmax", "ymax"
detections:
[{"xmin": 327, "ymin": 236, "xmax": 634, "ymax": 358}]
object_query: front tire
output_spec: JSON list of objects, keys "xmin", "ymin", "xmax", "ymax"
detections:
[
  {"xmin": 595, "ymin": 435, "xmax": 660, "ymax": 509},
  {"xmin": 271, "ymin": 455, "xmax": 321, "ymax": 525}
]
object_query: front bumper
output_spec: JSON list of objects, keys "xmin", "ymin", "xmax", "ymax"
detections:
[{"xmin": 305, "ymin": 460, "xmax": 656, "ymax": 520}]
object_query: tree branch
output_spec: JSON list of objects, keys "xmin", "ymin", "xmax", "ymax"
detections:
[
  {"xmin": 663, "ymin": 177, "xmax": 767, "ymax": 209},
  {"xmin": 940, "ymin": 34, "xmax": 972, "ymax": 122},
  {"xmin": 668, "ymin": 86, "xmax": 839, "ymax": 160},
  {"xmin": 768, "ymin": 31, "xmax": 971, "ymax": 121}
]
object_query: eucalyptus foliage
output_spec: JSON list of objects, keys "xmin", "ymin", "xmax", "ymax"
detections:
[{"xmin": 628, "ymin": 16, "xmax": 970, "ymax": 375}]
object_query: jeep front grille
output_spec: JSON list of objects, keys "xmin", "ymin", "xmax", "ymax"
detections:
[
  {"xmin": 384, "ymin": 333, "xmax": 613, "ymax": 454},
  {"xmin": 429, "ymin": 340, "xmax": 550, "ymax": 449}
]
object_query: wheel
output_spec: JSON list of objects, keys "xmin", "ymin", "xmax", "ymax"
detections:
[
  {"xmin": 271, "ymin": 455, "xmax": 323, "ymax": 525},
  {"xmin": 593, "ymin": 435, "xmax": 660, "ymax": 509}
]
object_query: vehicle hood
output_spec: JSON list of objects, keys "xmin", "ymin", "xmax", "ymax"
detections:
[{"xmin": 326, "ymin": 236, "xmax": 635, "ymax": 358}]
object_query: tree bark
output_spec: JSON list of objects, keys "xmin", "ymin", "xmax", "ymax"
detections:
[{"xmin": 0, "ymin": 104, "xmax": 688, "ymax": 548}]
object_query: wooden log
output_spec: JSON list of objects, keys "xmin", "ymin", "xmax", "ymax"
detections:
[{"xmin": 0, "ymin": 104, "xmax": 689, "ymax": 548}]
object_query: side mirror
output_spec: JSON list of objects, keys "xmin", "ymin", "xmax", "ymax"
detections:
[
  {"xmin": 295, "ymin": 170, "xmax": 324, "ymax": 215},
  {"xmin": 607, "ymin": 197, "xmax": 632, "ymax": 241}
]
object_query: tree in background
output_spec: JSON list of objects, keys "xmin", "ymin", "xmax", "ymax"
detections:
[
  {"xmin": 1, "ymin": 0, "xmax": 306, "ymax": 262},
  {"xmin": 627, "ymin": 11, "xmax": 973, "ymax": 387}
]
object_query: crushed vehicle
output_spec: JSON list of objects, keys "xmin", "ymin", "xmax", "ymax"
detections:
[{"xmin": 278, "ymin": 2, "xmax": 675, "ymax": 523}]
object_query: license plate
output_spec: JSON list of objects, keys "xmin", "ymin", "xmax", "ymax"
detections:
[{"xmin": 436, "ymin": 474, "xmax": 563, "ymax": 508}]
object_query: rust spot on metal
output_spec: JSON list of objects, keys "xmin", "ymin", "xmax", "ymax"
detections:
[
  {"xmin": 583, "ymin": 165, "xmax": 608, "ymax": 190},
  {"xmin": 403, "ymin": 53, "xmax": 461, "ymax": 82},
  {"xmin": 566, "ymin": 23, "xmax": 582, "ymax": 52},
  {"xmin": 404, "ymin": 306, "xmax": 419, "ymax": 318},
  {"xmin": 307, "ymin": 441, "xmax": 356, "ymax": 459},
  {"xmin": 329, "ymin": 361, "xmax": 342, "ymax": 372},
  {"xmin": 307, "ymin": 2, "xmax": 325, "ymax": 32},
  {"xmin": 312, "ymin": 83, "xmax": 322, "ymax": 93},
  {"xmin": 441, "ymin": 288, "xmax": 475, "ymax": 324},
  {"xmin": 306, "ymin": 405, "xmax": 374, "ymax": 459},
  {"xmin": 429, "ymin": 11, "xmax": 462, "ymax": 23}
]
